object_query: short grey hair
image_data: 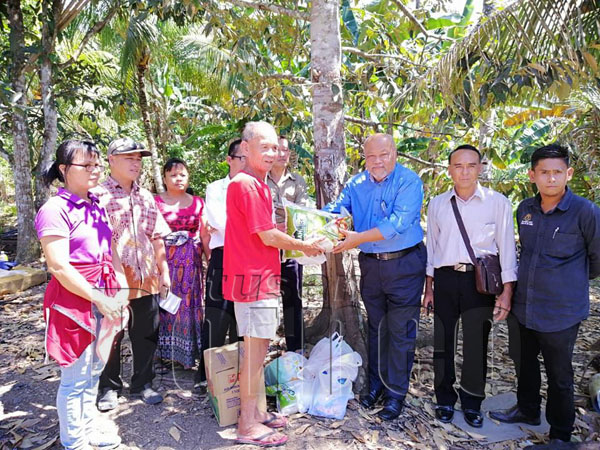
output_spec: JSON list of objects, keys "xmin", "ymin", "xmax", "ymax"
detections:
[{"xmin": 242, "ymin": 121, "xmax": 276, "ymax": 141}]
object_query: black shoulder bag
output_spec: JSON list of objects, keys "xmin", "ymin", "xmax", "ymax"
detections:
[{"xmin": 450, "ymin": 196, "xmax": 504, "ymax": 296}]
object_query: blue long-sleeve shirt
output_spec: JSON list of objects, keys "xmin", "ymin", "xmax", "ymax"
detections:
[
  {"xmin": 513, "ymin": 187, "xmax": 600, "ymax": 332},
  {"xmin": 323, "ymin": 163, "xmax": 424, "ymax": 253}
]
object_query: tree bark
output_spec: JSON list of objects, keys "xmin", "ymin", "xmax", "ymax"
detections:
[
  {"xmin": 136, "ymin": 61, "xmax": 164, "ymax": 193},
  {"xmin": 34, "ymin": 0, "xmax": 62, "ymax": 211},
  {"xmin": 309, "ymin": 0, "xmax": 367, "ymax": 388},
  {"xmin": 7, "ymin": 0, "xmax": 41, "ymax": 262}
]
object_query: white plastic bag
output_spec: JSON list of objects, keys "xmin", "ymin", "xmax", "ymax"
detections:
[
  {"xmin": 308, "ymin": 371, "xmax": 354, "ymax": 419},
  {"xmin": 306, "ymin": 351, "xmax": 362, "ymax": 419},
  {"xmin": 302, "ymin": 332, "xmax": 353, "ymax": 380},
  {"xmin": 275, "ymin": 378, "xmax": 314, "ymax": 415}
]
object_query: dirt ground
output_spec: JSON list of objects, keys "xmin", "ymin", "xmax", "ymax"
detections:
[{"xmin": 2, "ymin": 280, "xmax": 600, "ymax": 450}]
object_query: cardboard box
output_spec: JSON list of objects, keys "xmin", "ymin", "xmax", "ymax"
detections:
[{"xmin": 204, "ymin": 342, "xmax": 266, "ymax": 426}]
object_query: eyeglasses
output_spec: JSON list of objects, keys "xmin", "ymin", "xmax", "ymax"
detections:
[
  {"xmin": 70, "ymin": 163, "xmax": 105, "ymax": 172},
  {"xmin": 231, "ymin": 155, "xmax": 246, "ymax": 161}
]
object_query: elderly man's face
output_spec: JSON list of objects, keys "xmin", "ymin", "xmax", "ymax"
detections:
[
  {"xmin": 364, "ymin": 136, "xmax": 396, "ymax": 182},
  {"xmin": 244, "ymin": 126, "xmax": 279, "ymax": 176}
]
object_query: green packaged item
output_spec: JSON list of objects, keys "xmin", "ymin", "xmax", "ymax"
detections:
[{"xmin": 283, "ymin": 199, "xmax": 353, "ymax": 265}]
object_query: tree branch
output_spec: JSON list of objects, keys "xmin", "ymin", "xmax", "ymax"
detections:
[
  {"xmin": 262, "ymin": 72, "xmax": 309, "ymax": 84},
  {"xmin": 344, "ymin": 115, "xmax": 456, "ymax": 137},
  {"xmin": 342, "ymin": 46, "xmax": 429, "ymax": 68},
  {"xmin": 390, "ymin": 0, "xmax": 450, "ymax": 42},
  {"xmin": 225, "ymin": 0, "xmax": 309, "ymax": 20},
  {"xmin": 59, "ymin": 1, "xmax": 120, "ymax": 68}
]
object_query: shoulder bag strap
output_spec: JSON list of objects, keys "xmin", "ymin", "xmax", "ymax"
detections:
[{"xmin": 450, "ymin": 195, "xmax": 478, "ymax": 265}]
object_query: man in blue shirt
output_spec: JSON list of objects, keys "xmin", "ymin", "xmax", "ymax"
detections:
[
  {"xmin": 490, "ymin": 144, "xmax": 600, "ymax": 443},
  {"xmin": 324, "ymin": 133, "xmax": 426, "ymax": 421}
]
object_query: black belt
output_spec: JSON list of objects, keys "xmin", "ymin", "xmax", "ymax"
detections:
[
  {"xmin": 440, "ymin": 263, "xmax": 475, "ymax": 272},
  {"xmin": 363, "ymin": 244, "xmax": 419, "ymax": 261}
]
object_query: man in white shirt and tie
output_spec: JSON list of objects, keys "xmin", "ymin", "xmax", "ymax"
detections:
[
  {"xmin": 196, "ymin": 139, "xmax": 245, "ymax": 386},
  {"xmin": 423, "ymin": 144, "xmax": 518, "ymax": 428}
]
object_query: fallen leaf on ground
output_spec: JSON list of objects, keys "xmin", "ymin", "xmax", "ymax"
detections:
[
  {"xmin": 329, "ymin": 420, "xmax": 345, "ymax": 429},
  {"xmin": 351, "ymin": 430, "xmax": 366, "ymax": 443},
  {"xmin": 169, "ymin": 427, "xmax": 181, "ymax": 442},
  {"xmin": 295, "ymin": 423, "xmax": 312, "ymax": 435},
  {"xmin": 30, "ymin": 436, "xmax": 57, "ymax": 450}
]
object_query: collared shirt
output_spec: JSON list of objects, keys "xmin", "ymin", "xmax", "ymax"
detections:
[
  {"xmin": 426, "ymin": 184, "xmax": 518, "ymax": 283},
  {"xmin": 35, "ymin": 187, "xmax": 112, "ymax": 265},
  {"xmin": 267, "ymin": 170, "xmax": 310, "ymax": 225},
  {"xmin": 91, "ymin": 176, "xmax": 171, "ymax": 299},
  {"xmin": 205, "ymin": 176, "xmax": 231, "ymax": 249},
  {"xmin": 513, "ymin": 187, "xmax": 600, "ymax": 332},
  {"xmin": 323, "ymin": 162, "xmax": 424, "ymax": 253}
]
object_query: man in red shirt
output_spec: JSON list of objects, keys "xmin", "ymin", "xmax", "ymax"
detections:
[{"xmin": 223, "ymin": 121, "xmax": 322, "ymax": 447}]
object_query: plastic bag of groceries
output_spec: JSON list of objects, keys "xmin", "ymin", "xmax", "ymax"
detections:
[
  {"xmin": 275, "ymin": 378, "xmax": 314, "ymax": 415},
  {"xmin": 264, "ymin": 352, "xmax": 307, "ymax": 390},
  {"xmin": 283, "ymin": 199, "xmax": 353, "ymax": 265},
  {"xmin": 308, "ymin": 351, "xmax": 363, "ymax": 419},
  {"xmin": 302, "ymin": 332, "xmax": 354, "ymax": 380}
]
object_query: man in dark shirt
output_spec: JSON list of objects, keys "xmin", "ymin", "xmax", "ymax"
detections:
[{"xmin": 490, "ymin": 144, "xmax": 600, "ymax": 443}]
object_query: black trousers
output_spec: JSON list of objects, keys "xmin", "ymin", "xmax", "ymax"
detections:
[
  {"xmin": 198, "ymin": 247, "xmax": 239, "ymax": 381},
  {"xmin": 358, "ymin": 243, "xmax": 426, "ymax": 400},
  {"xmin": 280, "ymin": 258, "xmax": 304, "ymax": 352},
  {"xmin": 433, "ymin": 268, "xmax": 495, "ymax": 410},
  {"xmin": 99, "ymin": 293, "xmax": 160, "ymax": 393},
  {"xmin": 510, "ymin": 321, "xmax": 579, "ymax": 442}
]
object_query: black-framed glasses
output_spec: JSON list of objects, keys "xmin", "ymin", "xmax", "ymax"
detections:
[
  {"xmin": 70, "ymin": 163, "xmax": 105, "ymax": 172},
  {"xmin": 231, "ymin": 155, "xmax": 246, "ymax": 161}
]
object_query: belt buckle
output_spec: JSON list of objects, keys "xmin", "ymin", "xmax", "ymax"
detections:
[{"xmin": 453, "ymin": 263, "xmax": 467, "ymax": 272}]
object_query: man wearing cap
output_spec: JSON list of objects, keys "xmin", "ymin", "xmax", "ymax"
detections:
[{"xmin": 94, "ymin": 137, "xmax": 171, "ymax": 410}]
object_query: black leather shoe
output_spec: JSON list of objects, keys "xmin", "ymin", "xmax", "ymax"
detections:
[
  {"xmin": 359, "ymin": 387, "xmax": 383, "ymax": 409},
  {"xmin": 489, "ymin": 404, "xmax": 541, "ymax": 425},
  {"xmin": 435, "ymin": 405, "xmax": 454, "ymax": 423},
  {"xmin": 463, "ymin": 409, "xmax": 484, "ymax": 428},
  {"xmin": 377, "ymin": 397, "xmax": 403, "ymax": 421}
]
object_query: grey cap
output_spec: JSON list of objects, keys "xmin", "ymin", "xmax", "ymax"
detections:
[{"xmin": 107, "ymin": 137, "xmax": 151, "ymax": 157}]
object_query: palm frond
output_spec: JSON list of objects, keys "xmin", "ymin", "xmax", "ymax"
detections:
[
  {"xmin": 120, "ymin": 13, "xmax": 158, "ymax": 79},
  {"xmin": 398, "ymin": 0, "xmax": 600, "ymax": 119}
]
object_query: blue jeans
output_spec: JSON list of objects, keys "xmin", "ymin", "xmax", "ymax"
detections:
[{"xmin": 57, "ymin": 309, "xmax": 105, "ymax": 449}]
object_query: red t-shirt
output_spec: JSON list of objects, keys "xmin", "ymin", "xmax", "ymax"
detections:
[{"xmin": 223, "ymin": 172, "xmax": 280, "ymax": 302}]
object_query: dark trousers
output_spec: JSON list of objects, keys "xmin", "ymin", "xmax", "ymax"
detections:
[
  {"xmin": 510, "ymin": 321, "xmax": 579, "ymax": 442},
  {"xmin": 433, "ymin": 268, "xmax": 495, "ymax": 410},
  {"xmin": 281, "ymin": 258, "xmax": 303, "ymax": 352},
  {"xmin": 198, "ymin": 247, "xmax": 239, "ymax": 382},
  {"xmin": 358, "ymin": 243, "xmax": 426, "ymax": 400},
  {"xmin": 99, "ymin": 294, "xmax": 160, "ymax": 393}
]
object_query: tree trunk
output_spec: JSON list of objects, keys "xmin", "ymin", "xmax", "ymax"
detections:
[
  {"xmin": 7, "ymin": 0, "xmax": 40, "ymax": 262},
  {"xmin": 34, "ymin": 0, "xmax": 62, "ymax": 211},
  {"xmin": 309, "ymin": 0, "xmax": 367, "ymax": 389},
  {"xmin": 136, "ymin": 62, "xmax": 164, "ymax": 193}
]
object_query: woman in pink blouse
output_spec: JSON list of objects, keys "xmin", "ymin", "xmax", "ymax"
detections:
[
  {"xmin": 35, "ymin": 140, "xmax": 128, "ymax": 449},
  {"xmin": 155, "ymin": 158, "xmax": 210, "ymax": 369}
]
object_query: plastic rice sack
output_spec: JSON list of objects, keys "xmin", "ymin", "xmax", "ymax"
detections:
[{"xmin": 283, "ymin": 199, "xmax": 353, "ymax": 265}]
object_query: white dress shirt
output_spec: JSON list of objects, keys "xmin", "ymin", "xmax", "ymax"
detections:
[
  {"xmin": 426, "ymin": 183, "xmax": 518, "ymax": 283},
  {"xmin": 205, "ymin": 176, "xmax": 231, "ymax": 249}
]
